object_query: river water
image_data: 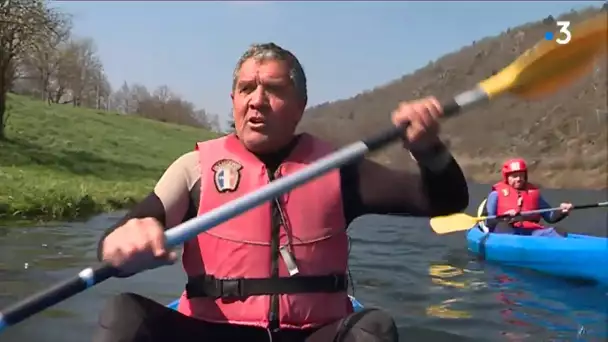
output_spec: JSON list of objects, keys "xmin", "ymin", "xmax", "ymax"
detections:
[{"xmin": 0, "ymin": 183, "xmax": 606, "ymax": 341}]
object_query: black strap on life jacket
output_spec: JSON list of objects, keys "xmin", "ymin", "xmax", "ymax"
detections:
[{"xmin": 185, "ymin": 274, "xmax": 348, "ymax": 299}]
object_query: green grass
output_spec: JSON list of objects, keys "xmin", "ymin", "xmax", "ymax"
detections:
[{"xmin": 0, "ymin": 94, "xmax": 219, "ymax": 221}]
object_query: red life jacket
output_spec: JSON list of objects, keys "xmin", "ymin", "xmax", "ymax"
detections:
[
  {"xmin": 176, "ymin": 133, "xmax": 352, "ymax": 330},
  {"xmin": 492, "ymin": 182, "xmax": 544, "ymax": 230}
]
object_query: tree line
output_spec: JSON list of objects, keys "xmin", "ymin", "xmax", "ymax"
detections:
[{"xmin": 0, "ymin": 0, "xmax": 221, "ymax": 140}]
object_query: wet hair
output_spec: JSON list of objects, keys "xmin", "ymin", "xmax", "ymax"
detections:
[{"xmin": 232, "ymin": 43, "xmax": 308, "ymax": 105}]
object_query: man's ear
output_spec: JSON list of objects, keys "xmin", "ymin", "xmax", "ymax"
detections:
[{"xmin": 230, "ymin": 92, "xmax": 234, "ymax": 100}]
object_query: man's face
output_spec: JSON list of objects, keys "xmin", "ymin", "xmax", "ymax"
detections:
[
  {"xmin": 507, "ymin": 171, "xmax": 526, "ymax": 189},
  {"xmin": 231, "ymin": 58, "xmax": 304, "ymax": 154}
]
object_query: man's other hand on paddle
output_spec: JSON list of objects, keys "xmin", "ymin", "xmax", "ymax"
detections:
[
  {"xmin": 101, "ymin": 217, "xmax": 177, "ymax": 275},
  {"xmin": 391, "ymin": 96, "xmax": 443, "ymax": 153}
]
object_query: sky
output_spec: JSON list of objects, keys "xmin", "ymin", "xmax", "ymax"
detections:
[{"xmin": 55, "ymin": 1, "xmax": 603, "ymax": 129}]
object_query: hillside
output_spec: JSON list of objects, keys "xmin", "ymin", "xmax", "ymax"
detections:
[
  {"xmin": 0, "ymin": 94, "xmax": 218, "ymax": 220},
  {"xmin": 300, "ymin": 7, "xmax": 607, "ymax": 189}
]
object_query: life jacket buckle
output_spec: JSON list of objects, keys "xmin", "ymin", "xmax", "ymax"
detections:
[{"xmin": 219, "ymin": 278, "xmax": 244, "ymax": 298}]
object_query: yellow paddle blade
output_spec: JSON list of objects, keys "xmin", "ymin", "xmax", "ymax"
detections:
[
  {"xmin": 429, "ymin": 213, "xmax": 484, "ymax": 235},
  {"xmin": 479, "ymin": 12, "xmax": 608, "ymax": 99}
]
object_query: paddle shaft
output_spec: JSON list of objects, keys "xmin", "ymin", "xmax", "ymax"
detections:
[
  {"xmin": 0, "ymin": 93, "xmax": 485, "ymax": 332},
  {"xmin": 483, "ymin": 201, "xmax": 608, "ymax": 221}
]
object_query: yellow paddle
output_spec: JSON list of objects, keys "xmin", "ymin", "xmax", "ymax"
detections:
[
  {"xmin": 478, "ymin": 12, "xmax": 607, "ymax": 101},
  {"xmin": 430, "ymin": 202, "xmax": 608, "ymax": 235}
]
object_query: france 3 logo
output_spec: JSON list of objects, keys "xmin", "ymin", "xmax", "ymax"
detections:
[{"xmin": 544, "ymin": 21, "xmax": 572, "ymax": 45}]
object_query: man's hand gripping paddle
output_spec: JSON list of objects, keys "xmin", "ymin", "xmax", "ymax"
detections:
[
  {"xmin": 0, "ymin": 12, "xmax": 606, "ymax": 333},
  {"xmin": 430, "ymin": 201, "xmax": 608, "ymax": 235}
]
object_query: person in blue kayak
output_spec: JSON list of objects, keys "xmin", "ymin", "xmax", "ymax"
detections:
[
  {"xmin": 482, "ymin": 158, "xmax": 573, "ymax": 237},
  {"xmin": 92, "ymin": 42, "xmax": 469, "ymax": 342}
]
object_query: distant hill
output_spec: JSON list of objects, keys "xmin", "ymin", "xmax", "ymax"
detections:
[{"xmin": 299, "ymin": 7, "xmax": 607, "ymax": 189}]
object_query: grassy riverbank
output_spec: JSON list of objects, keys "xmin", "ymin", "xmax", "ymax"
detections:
[{"xmin": 0, "ymin": 94, "xmax": 218, "ymax": 221}]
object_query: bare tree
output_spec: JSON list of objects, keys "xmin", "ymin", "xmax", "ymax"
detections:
[
  {"xmin": 109, "ymin": 81, "xmax": 138, "ymax": 114},
  {"xmin": 132, "ymin": 85, "xmax": 208, "ymax": 128},
  {"xmin": 60, "ymin": 37, "xmax": 102, "ymax": 107},
  {"xmin": 206, "ymin": 113, "xmax": 220, "ymax": 132},
  {"xmin": 152, "ymin": 84, "xmax": 174, "ymax": 103},
  {"xmin": 193, "ymin": 108, "xmax": 210, "ymax": 128},
  {"xmin": 125, "ymin": 82, "xmax": 150, "ymax": 114},
  {"xmin": 112, "ymin": 81, "xmax": 128, "ymax": 113},
  {"xmin": 0, "ymin": 0, "xmax": 66, "ymax": 139},
  {"xmin": 83, "ymin": 66, "xmax": 111, "ymax": 109},
  {"xmin": 48, "ymin": 42, "xmax": 76, "ymax": 103},
  {"xmin": 17, "ymin": 12, "xmax": 71, "ymax": 102}
]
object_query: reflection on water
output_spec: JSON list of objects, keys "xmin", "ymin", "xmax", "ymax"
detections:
[
  {"xmin": 427, "ymin": 259, "xmax": 608, "ymax": 341},
  {"xmin": 487, "ymin": 266, "xmax": 607, "ymax": 341},
  {"xmin": 426, "ymin": 265, "xmax": 473, "ymax": 319}
]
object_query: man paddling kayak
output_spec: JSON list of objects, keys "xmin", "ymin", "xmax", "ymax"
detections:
[
  {"xmin": 94, "ymin": 42, "xmax": 469, "ymax": 342},
  {"xmin": 483, "ymin": 158, "xmax": 572, "ymax": 237}
]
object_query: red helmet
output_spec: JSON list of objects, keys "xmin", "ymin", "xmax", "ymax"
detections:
[{"xmin": 501, "ymin": 158, "xmax": 527, "ymax": 181}]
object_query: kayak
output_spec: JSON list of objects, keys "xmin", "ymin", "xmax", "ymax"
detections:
[
  {"xmin": 167, "ymin": 294, "xmax": 365, "ymax": 312},
  {"xmin": 465, "ymin": 198, "xmax": 608, "ymax": 284},
  {"xmin": 466, "ymin": 217, "xmax": 608, "ymax": 284}
]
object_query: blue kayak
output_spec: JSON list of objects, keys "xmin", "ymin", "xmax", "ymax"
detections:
[
  {"xmin": 466, "ymin": 225, "xmax": 608, "ymax": 284},
  {"xmin": 167, "ymin": 294, "xmax": 365, "ymax": 312}
]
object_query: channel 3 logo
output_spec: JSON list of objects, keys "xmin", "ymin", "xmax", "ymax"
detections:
[{"xmin": 545, "ymin": 21, "xmax": 571, "ymax": 45}]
